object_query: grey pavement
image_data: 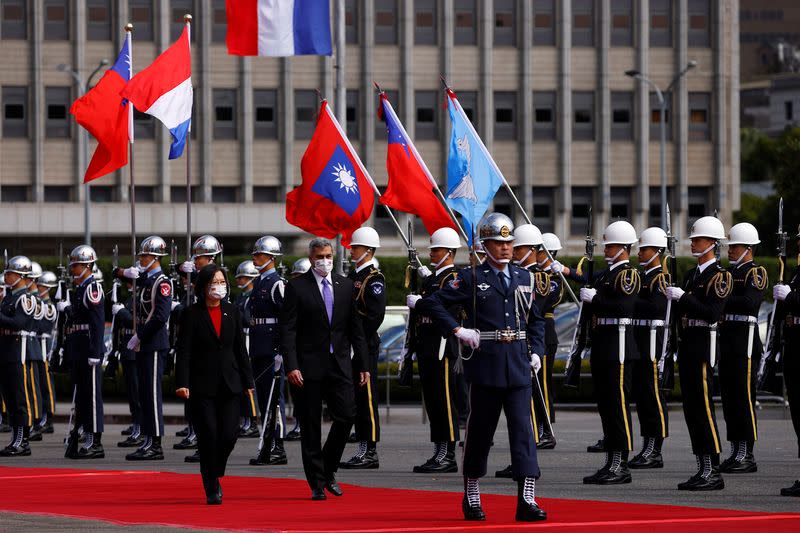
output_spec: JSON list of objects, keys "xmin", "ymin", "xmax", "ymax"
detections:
[{"xmin": 1, "ymin": 403, "xmax": 799, "ymax": 531}]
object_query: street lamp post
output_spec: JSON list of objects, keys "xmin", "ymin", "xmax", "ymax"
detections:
[
  {"xmin": 625, "ymin": 60, "xmax": 697, "ymax": 228},
  {"xmin": 57, "ymin": 59, "xmax": 109, "ymax": 246}
]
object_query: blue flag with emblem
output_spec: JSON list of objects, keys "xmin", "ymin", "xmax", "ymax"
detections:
[{"xmin": 444, "ymin": 88, "xmax": 504, "ymax": 245}]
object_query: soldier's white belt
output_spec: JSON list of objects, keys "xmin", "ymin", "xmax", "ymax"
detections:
[
  {"xmin": 722, "ymin": 314, "xmax": 757, "ymax": 324},
  {"xmin": 478, "ymin": 329, "xmax": 527, "ymax": 343},
  {"xmin": 786, "ymin": 315, "xmax": 800, "ymax": 326},
  {"xmin": 632, "ymin": 319, "xmax": 665, "ymax": 327},
  {"xmin": 66, "ymin": 324, "xmax": 90, "ymax": 334},
  {"xmin": 120, "ymin": 328, "xmax": 135, "ymax": 335},
  {"xmin": 594, "ymin": 318, "xmax": 633, "ymax": 326},
  {"xmin": 250, "ymin": 318, "xmax": 278, "ymax": 325},
  {"xmin": 682, "ymin": 318, "xmax": 717, "ymax": 328},
  {"xmin": 0, "ymin": 329, "xmax": 24, "ymax": 336}
]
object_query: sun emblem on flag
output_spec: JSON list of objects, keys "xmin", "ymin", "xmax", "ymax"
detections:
[{"xmin": 332, "ymin": 163, "xmax": 359, "ymax": 194}]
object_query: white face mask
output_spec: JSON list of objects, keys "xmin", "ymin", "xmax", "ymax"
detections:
[
  {"xmin": 313, "ymin": 258, "xmax": 334, "ymax": 276},
  {"xmin": 208, "ymin": 284, "xmax": 227, "ymax": 300}
]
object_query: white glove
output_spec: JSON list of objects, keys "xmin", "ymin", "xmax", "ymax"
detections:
[
  {"xmin": 273, "ymin": 354, "xmax": 283, "ymax": 371},
  {"xmin": 417, "ymin": 265, "xmax": 432, "ymax": 278},
  {"xmin": 550, "ymin": 261, "xmax": 564, "ymax": 274},
  {"xmin": 665, "ymin": 286, "xmax": 685, "ymax": 301},
  {"xmin": 171, "ymin": 300, "xmax": 180, "ymax": 310},
  {"xmin": 88, "ymin": 357, "xmax": 101, "ymax": 367},
  {"xmin": 127, "ymin": 334, "xmax": 140, "ymax": 351},
  {"xmin": 774, "ymin": 284, "xmax": 791, "ymax": 301},
  {"xmin": 455, "ymin": 327, "xmax": 480, "ymax": 350},
  {"xmin": 530, "ymin": 354, "xmax": 542, "ymax": 374},
  {"xmin": 111, "ymin": 303, "xmax": 125, "ymax": 316},
  {"xmin": 407, "ymin": 294, "xmax": 422, "ymax": 309},
  {"xmin": 580, "ymin": 287, "xmax": 596, "ymax": 303},
  {"xmin": 56, "ymin": 301, "xmax": 71, "ymax": 313},
  {"xmin": 122, "ymin": 266, "xmax": 140, "ymax": 280},
  {"xmin": 180, "ymin": 261, "xmax": 195, "ymax": 273}
]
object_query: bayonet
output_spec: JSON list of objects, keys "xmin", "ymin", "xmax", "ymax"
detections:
[
  {"xmin": 564, "ymin": 205, "xmax": 595, "ymax": 388},
  {"xmin": 758, "ymin": 197, "xmax": 787, "ymax": 390}
]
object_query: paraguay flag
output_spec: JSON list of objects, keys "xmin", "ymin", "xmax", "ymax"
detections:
[
  {"xmin": 225, "ymin": 0, "xmax": 332, "ymax": 56},
  {"xmin": 286, "ymin": 101, "xmax": 374, "ymax": 247},
  {"xmin": 69, "ymin": 39, "xmax": 131, "ymax": 182},
  {"xmin": 121, "ymin": 25, "xmax": 192, "ymax": 159}
]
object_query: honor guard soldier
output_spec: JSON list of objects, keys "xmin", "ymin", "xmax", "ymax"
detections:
[
  {"xmin": 630, "ymin": 228, "xmax": 670, "ymax": 469},
  {"xmin": 61, "ymin": 246, "xmax": 106, "ymax": 459},
  {"xmin": 409, "ymin": 227, "xmax": 463, "ymax": 474},
  {"xmin": 773, "ymin": 228, "xmax": 800, "ymax": 497},
  {"xmin": 412, "ymin": 213, "xmax": 547, "ymax": 523},
  {"xmin": 718, "ymin": 223, "xmax": 765, "ymax": 474},
  {"xmin": 248, "ymin": 235, "xmax": 288, "ymax": 466},
  {"xmin": 35, "ymin": 271, "xmax": 59, "ymax": 435},
  {"xmin": 118, "ymin": 236, "xmax": 173, "ymax": 461},
  {"xmin": 235, "ymin": 260, "xmax": 260, "ymax": 438},
  {"xmin": 665, "ymin": 216, "xmax": 731, "ymax": 491},
  {"xmin": 340, "ymin": 227, "xmax": 387, "ymax": 470},
  {"xmin": 581, "ymin": 221, "xmax": 641, "ymax": 485},
  {"xmin": 538, "ymin": 233, "xmax": 565, "ymax": 436},
  {"xmin": 112, "ymin": 289, "xmax": 146, "ymax": 449},
  {"xmin": 23, "ymin": 262, "xmax": 47, "ymax": 442},
  {"xmin": 0, "ymin": 256, "xmax": 36, "ymax": 457}
]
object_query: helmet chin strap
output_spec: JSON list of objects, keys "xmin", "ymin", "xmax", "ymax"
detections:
[
  {"xmin": 72, "ymin": 264, "xmax": 90, "ymax": 281},
  {"xmin": 514, "ymin": 247, "xmax": 534, "ymax": 266},
  {"xmin": 432, "ymin": 251, "xmax": 451, "ymax": 269},
  {"xmin": 137, "ymin": 257, "xmax": 155, "ymax": 272},
  {"xmin": 692, "ymin": 242, "xmax": 716, "ymax": 258},
  {"xmin": 731, "ymin": 247, "xmax": 750, "ymax": 266},
  {"xmin": 485, "ymin": 250, "xmax": 511, "ymax": 265},
  {"xmin": 351, "ymin": 251, "xmax": 369, "ymax": 264},
  {"xmin": 605, "ymin": 247, "xmax": 625, "ymax": 264},
  {"xmin": 256, "ymin": 256, "xmax": 274, "ymax": 272},
  {"xmin": 642, "ymin": 253, "xmax": 660, "ymax": 268}
]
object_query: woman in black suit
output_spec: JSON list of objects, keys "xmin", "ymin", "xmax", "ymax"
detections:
[{"xmin": 176, "ymin": 264, "xmax": 254, "ymax": 505}]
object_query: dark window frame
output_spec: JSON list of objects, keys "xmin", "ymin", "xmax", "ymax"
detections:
[
  {"xmin": 374, "ymin": 0, "xmax": 398, "ymax": 45},
  {"xmin": 414, "ymin": 0, "xmax": 437, "ymax": 45},
  {"xmin": 454, "ymin": 0, "xmax": 477, "ymax": 46},
  {"xmin": 533, "ymin": 90, "xmax": 557, "ymax": 141},
  {"xmin": 572, "ymin": 0, "xmax": 595, "ymax": 47},
  {"xmin": 572, "ymin": 90, "xmax": 595, "ymax": 141},
  {"xmin": 45, "ymin": 86, "xmax": 72, "ymax": 138},
  {"xmin": 213, "ymin": 88, "xmax": 237, "ymax": 140},
  {"xmin": 493, "ymin": 0, "xmax": 517, "ymax": 47},
  {"xmin": 494, "ymin": 91, "xmax": 518, "ymax": 141},
  {"xmin": 44, "ymin": 0, "xmax": 70, "ymax": 41},
  {"xmin": 254, "ymin": 88, "xmax": 278, "ymax": 140},
  {"xmin": 1, "ymin": 0, "xmax": 28, "ymax": 40},
  {"xmin": 3, "ymin": 85, "xmax": 28, "ymax": 138},
  {"xmin": 611, "ymin": 91, "xmax": 633, "ymax": 141},
  {"xmin": 129, "ymin": 0, "xmax": 154, "ymax": 42},
  {"xmin": 86, "ymin": 0, "xmax": 112, "ymax": 41},
  {"xmin": 295, "ymin": 90, "xmax": 319, "ymax": 140},
  {"xmin": 532, "ymin": 0, "xmax": 555, "ymax": 46}
]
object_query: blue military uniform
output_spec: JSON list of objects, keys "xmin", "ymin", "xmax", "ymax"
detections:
[
  {"xmin": 114, "ymin": 296, "xmax": 143, "ymax": 441},
  {"xmin": 24, "ymin": 289, "xmax": 46, "ymax": 435}
]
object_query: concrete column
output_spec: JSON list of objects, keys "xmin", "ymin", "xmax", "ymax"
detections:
[
  {"xmin": 199, "ymin": 0, "xmax": 212, "ymax": 203},
  {"xmin": 440, "ymin": 0, "xmax": 453, "ymax": 187},
  {"xmin": 479, "ymin": 0, "xmax": 493, "ymax": 144},
  {"xmin": 74, "ymin": 0, "xmax": 87, "ymax": 204},
  {"xmin": 729, "ymin": 0, "xmax": 740, "ymax": 215},
  {"xmin": 598, "ymin": 0, "xmax": 611, "ymax": 229},
  {"xmin": 31, "ymin": 0, "xmax": 44, "ymax": 202},
  {"xmin": 280, "ymin": 58, "xmax": 293, "ymax": 196},
  {"xmin": 156, "ymin": 0, "xmax": 170, "ymax": 202},
  {"xmin": 241, "ymin": 57, "xmax": 253, "ymax": 203},
  {"xmin": 713, "ymin": 0, "xmax": 726, "ymax": 219},
  {"xmin": 519, "ymin": 0, "xmax": 533, "ymax": 220},
  {"xmin": 117, "ymin": 0, "xmax": 130, "ymax": 202},
  {"xmin": 635, "ymin": 0, "xmax": 649, "ymax": 231},
  {"xmin": 676, "ymin": 0, "xmax": 688, "ymax": 235},
  {"xmin": 401, "ymin": 0, "xmax": 413, "ymax": 129},
  {"xmin": 361, "ymin": 0, "xmax": 374, "ymax": 172},
  {"xmin": 557, "ymin": 0, "xmax": 572, "ymax": 238}
]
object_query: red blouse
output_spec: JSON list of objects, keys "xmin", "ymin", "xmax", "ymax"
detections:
[{"xmin": 207, "ymin": 305, "xmax": 222, "ymax": 337}]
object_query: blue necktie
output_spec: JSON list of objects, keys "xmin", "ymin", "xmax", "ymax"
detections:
[
  {"xmin": 322, "ymin": 278, "xmax": 333, "ymax": 324},
  {"xmin": 499, "ymin": 271, "xmax": 508, "ymax": 293}
]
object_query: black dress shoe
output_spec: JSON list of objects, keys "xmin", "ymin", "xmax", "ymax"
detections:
[
  {"xmin": 249, "ymin": 446, "xmax": 271, "ymax": 466},
  {"xmin": 587, "ymin": 439, "xmax": 605, "ymax": 453},
  {"xmin": 719, "ymin": 457, "xmax": 757, "ymax": 474},
  {"xmin": 414, "ymin": 455, "xmax": 458, "ymax": 474},
  {"xmin": 780, "ymin": 480, "xmax": 800, "ymax": 496},
  {"xmin": 628, "ymin": 451, "xmax": 664, "ymax": 469},
  {"xmin": 126, "ymin": 445, "xmax": 164, "ymax": 461},
  {"xmin": 27, "ymin": 428, "xmax": 43, "ymax": 442},
  {"xmin": 121, "ymin": 425, "xmax": 134, "ymax": 436},
  {"xmin": 118, "ymin": 435, "xmax": 146, "ymax": 448},
  {"xmin": 0, "ymin": 443, "xmax": 31, "ymax": 457},
  {"xmin": 685, "ymin": 471, "xmax": 724, "ymax": 491},
  {"xmin": 339, "ymin": 448, "xmax": 379, "ymax": 469},
  {"xmin": 311, "ymin": 488, "xmax": 327, "ymax": 501},
  {"xmin": 176, "ymin": 426, "xmax": 190, "ymax": 437},
  {"xmin": 325, "ymin": 477, "xmax": 343, "ymax": 496},
  {"xmin": 515, "ymin": 501, "xmax": 547, "ymax": 522},
  {"xmin": 40, "ymin": 420, "xmax": 54, "ymax": 434},
  {"xmin": 268, "ymin": 445, "xmax": 288, "ymax": 465},
  {"xmin": 185, "ymin": 450, "xmax": 201, "ymax": 463},
  {"xmin": 583, "ymin": 468, "xmax": 610, "ymax": 484},
  {"xmin": 677, "ymin": 473, "xmax": 703, "ymax": 490},
  {"xmin": 495, "ymin": 465, "xmax": 513, "ymax": 478},
  {"xmin": 76, "ymin": 443, "xmax": 105, "ymax": 459},
  {"xmin": 206, "ymin": 494, "xmax": 222, "ymax": 505},
  {"xmin": 536, "ymin": 433, "xmax": 557, "ymax": 450},
  {"xmin": 598, "ymin": 466, "xmax": 632, "ymax": 485},
  {"xmin": 462, "ymin": 495, "xmax": 486, "ymax": 521},
  {"xmin": 216, "ymin": 479, "xmax": 223, "ymax": 499},
  {"xmin": 285, "ymin": 428, "xmax": 301, "ymax": 441},
  {"xmin": 174, "ymin": 434, "xmax": 198, "ymax": 450}
]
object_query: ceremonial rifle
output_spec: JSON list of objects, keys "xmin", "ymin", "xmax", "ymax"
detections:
[
  {"xmin": 398, "ymin": 219, "xmax": 417, "ymax": 387},
  {"xmin": 757, "ymin": 198, "xmax": 787, "ymax": 392},
  {"xmin": 564, "ymin": 206, "xmax": 595, "ymax": 389},
  {"xmin": 659, "ymin": 204, "xmax": 678, "ymax": 391},
  {"xmin": 52, "ymin": 241, "xmax": 70, "ymax": 371},
  {"xmin": 104, "ymin": 245, "xmax": 121, "ymax": 377}
]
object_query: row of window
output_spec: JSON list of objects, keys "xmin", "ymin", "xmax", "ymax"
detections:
[
  {"xmin": 1, "ymin": 0, "xmax": 713, "ymax": 49},
  {"xmin": 0, "ymin": 184, "xmax": 281, "ymax": 204},
  {"xmin": 1, "ymin": 86, "xmax": 712, "ymax": 143}
]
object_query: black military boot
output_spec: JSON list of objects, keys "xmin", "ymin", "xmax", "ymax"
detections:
[
  {"xmin": 121, "ymin": 424, "xmax": 134, "ymax": 436},
  {"xmin": 126, "ymin": 436, "xmax": 165, "ymax": 461},
  {"xmin": 495, "ymin": 465, "xmax": 513, "ymax": 478},
  {"xmin": 0, "ymin": 427, "xmax": 31, "ymax": 457},
  {"xmin": 249, "ymin": 436, "xmax": 273, "ymax": 466},
  {"xmin": 780, "ymin": 480, "xmax": 800, "ymax": 496},
  {"xmin": 719, "ymin": 441, "xmax": 757, "ymax": 473},
  {"xmin": 629, "ymin": 437, "xmax": 664, "ymax": 469},
  {"xmin": 598, "ymin": 451, "xmax": 632, "ymax": 484},
  {"xmin": 679, "ymin": 455, "xmax": 724, "ymax": 491},
  {"xmin": 537, "ymin": 431, "xmax": 557, "ymax": 450},
  {"xmin": 39, "ymin": 416, "xmax": 54, "ymax": 434},
  {"xmin": 583, "ymin": 452, "xmax": 612, "ymax": 484},
  {"xmin": 76, "ymin": 432, "xmax": 105, "ymax": 459},
  {"xmin": 587, "ymin": 437, "xmax": 605, "ymax": 453},
  {"xmin": 185, "ymin": 449, "xmax": 201, "ymax": 463},
  {"xmin": 515, "ymin": 477, "xmax": 547, "ymax": 522},
  {"xmin": 238, "ymin": 418, "xmax": 260, "ymax": 439},
  {"xmin": 285, "ymin": 425, "xmax": 301, "ymax": 441},
  {"xmin": 462, "ymin": 477, "xmax": 485, "ymax": 521},
  {"xmin": 64, "ymin": 429, "xmax": 80, "ymax": 459},
  {"xmin": 416, "ymin": 441, "xmax": 457, "ymax": 473},
  {"xmin": 175, "ymin": 425, "xmax": 190, "ymax": 437},
  {"xmin": 340, "ymin": 441, "xmax": 379, "ymax": 469},
  {"xmin": 414, "ymin": 442, "xmax": 442, "ymax": 473},
  {"xmin": 27, "ymin": 424, "xmax": 43, "ymax": 442},
  {"xmin": 173, "ymin": 430, "xmax": 198, "ymax": 450},
  {"xmin": 267, "ymin": 439, "xmax": 288, "ymax": 465},
  {"xmin": 118, "ymin": 424, "xmax": 145, "ymax": 448}
]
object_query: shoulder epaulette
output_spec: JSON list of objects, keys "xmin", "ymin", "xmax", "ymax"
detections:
[
  {"xmin": 708, "ymin": 271, "xmax": 733, "ymax": 298},
  {"xmin": 615, "ymin": 268, "xmax": 641, "ymax": 295},
  {"xmin": 744, "ymin": 265, "xmax": 768, "ymax": 291}
]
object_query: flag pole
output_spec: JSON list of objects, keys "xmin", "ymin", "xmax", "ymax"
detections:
[
  {"xmin": 125, "ymin": 23, "xmax": 139, "ymax": 335},
  {"xmin": 184, "ymin": 14, "xmax": 193, "ymax": 306},
  {"xmin": 333, "ymin": 0, "xmax": 346, "ymax": 276}
]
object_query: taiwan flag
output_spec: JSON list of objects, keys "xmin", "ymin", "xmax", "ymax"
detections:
[{"xmin": 286, "ymin": 100, "xmax": 375, "ymax": 247}]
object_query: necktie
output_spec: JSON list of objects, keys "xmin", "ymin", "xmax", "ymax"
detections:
[
  {"xmin": 499, "ymin": 271, "xmax": 508, "ymax": 293},
  {"xmin": 322, "ymin": 278, "xmax": 333, "ymax": 324}
]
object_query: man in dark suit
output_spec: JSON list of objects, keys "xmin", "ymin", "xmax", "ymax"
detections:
[{"xmin": 282, "ymin": 238, "xmax": 369, "ymax": 501}]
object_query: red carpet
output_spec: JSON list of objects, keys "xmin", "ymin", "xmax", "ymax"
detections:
[{"xmin": 0, "ymin": 466, "xmax": 798, "ymax": 532}]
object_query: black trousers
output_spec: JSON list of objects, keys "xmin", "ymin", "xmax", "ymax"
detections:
[
  {"xmin": 137, "ymin": 349, "xmax": 166, "ymax": 437},
  {"xmin": 292, "ymin": 367, "xmax": 355, "ymax": 490},
  {"xmin": 718, "ymin": 352, "xmax": 758, "ymax": 443},
  {"xmin": 190, "ymin": 389, "xmax": 241, "ymax": 483},
  {"xmin": 783, "ymin": 338, "xmax": 800, "ymax": 458},
  {"xmin": 418, "ymin": 354, "xmax": 460, "ymax": 443},
  {"xmin": 121, "ymin": 359, "xmax": 142, "ymax": 426},
  {"xmin": 0, "ymin": 361, "xmax": 31, "ymax": 427},
  {"xmin": 463, "ymin": 384, "xmax": 539, "ymax": 480},
  {"xmin": 590, "ymin": 358, "xmax": 633, "ymax": 452},
  {"xmin": 36, "ymin": 360, "xmax": 56, "ymax": 417},
  {"xmin": 632, "ymin": 357, "xmax": 669, "ymax": 439},
  {"xmin": 24, "ymin": 361, "xmax": 43, "ymax": 423},
  {"xmin": 353, "ymin": 349, "xmax": 380, "ymax": 443},
  {"xmin": 72, "ymin": 360, "xmax": 104, "ymax": 433},
  {"xmin": 678, "ymin": 357, "xmax": 721, "ymax": 456},
  {"xmin": 539, "ymin": 347, "xmax": 557, "ymax": 423},
  {"xmin": 252, "ymin": 356, "xmax": 286, "ymax": 439}
]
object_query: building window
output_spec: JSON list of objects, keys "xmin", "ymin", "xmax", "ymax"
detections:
[
  {"xmin": 494, "ymin": 0, "xmax": 516, "ymax": 47},
  {"xmin": 650, "ymin": 91, "xmax": 672, "ymax": 141},
  {"xmin": 376, "ymin": 90, "xmax": 398, "ymax": 138},
  {"xmin": 532, "ymin": 0, "xmax": 555, "ymax": 46},
  {"xmin": 253, "ymin": 186, "xmax": 280, "ymax": 202},
  {"xmin": 1, "ymin": 185, "xmax": 28, "ymax": 202},
  {"xmin": 611, "ymin": 91, "xmax": 633, "ymax": 141},
  {"xmin": 2, "ymin": 86, "xmax": 27, "ymax": 138},
  {"xmin": 454, "ymin": 0, "xmax": 477, "ymax": 46},
  {"xmin": 44, "ymin": 0, "xmax": 69, "ymax": 41},
  {"xmin": 786, "ymin": 101, "xmax": 794, "ymax": 122},
  {"xmin": 494, "ymin": 91, "xmax": 517, "ymax": 141},
  {"xmin": 345, "ymin": 0, "xmax": 358, "ymax": 44},
  {"xmin": 254, "ymin": 89, "xmax": 278, "ymax": 139},
  {"xmin": 212, "ymin": 186, "xmax": 238, "ymax": 203},
  {"xmin": 610, "ymin": 187, "xmax": 632, "ymax": 219},
  {"xmin": 415, "ymin": 90, "xmax": 438, "ymax": 141},
  {"xmin": 458, "ymin": 91, "xmax": 479, "ymax": 131},
  {"xmin": 648, "ymin": 186, "xmax": 674, "ymax": 227},
  {"xmin": 572, "ymin": 91, "xmax": 595, "ymax": 141},
  {"xmin": 170, "ymin": 185, "xmax": 200, "ymax": 203},
  {"xmin": 171, "ymin": 0, "xmax": 194, "ymax": 41},
  {"xmin": 688, "ymin": 92, "xmax": 711, "ymax": 141},
  {"xmin": 212, "ymin": 0, "xmax": 226, "ymax": 43},
  {"xmin": 688, "ymin": 0, "xmax": 710, "ymax": 48},
  {"xmin": 572, "ymin": 0, "xmax": 594, "ymax": 47},
  {"xmin": 532, "ymin": 187, "xmax": 555, "ymax": 233},
  {"xmin": 130, "ymin": 0, "xmax": 153, "ymax": 42},
  {"xmin": 44, "ymin": 186, "xmax": 72, "ymax": 202},
  {"xmin": 415, "ymin": 0, "xmax": 437, "ymax": 45},
  {"xmin": 90, "ymin": 186, "xmax": 114, "ymax": 203},
  {"xmin": 649, "ymin": 0, "xmax": 671, "ymax": 47},
  {"xmin": 45, "ymin": 86, "xmax": 71, "ymax": 138},
  {"xmin": 611, "ymin": 0, "xmax": 632, "ymax": 47},
  {"xmin": 571, "ymin": 187, "xmax": 594, "ymax": 236},
  {"xmin": 687, "ymin": 187, "xmax": 710, "ymax": 224},
  {"xmin": 2, "ymin": 0, "xmax": 28, "ymax": 40},
  {"xmin": 533, "ymin": 91, "xmax": 556, "ymax": 141},
  {"xmin": 295, "ymin": 90, "xmax": 319, "ymax": 140},
  {"xmin": 86, "ymin": 0, "xmax": 111, "ymax": 41},
  {"xmin": 213, "ymin": 89, "xmax": 237, "ymax": 140},
  {"xmin": 346, "ymin": 89, "xmax": 359, "ymax": 140},
  {"xmin": 375, "ymin": 0, "xmax": 398, "ymax": 45},
  {"xmin": 133, "ymin": 108, "xmax": 155, "ymax": 139},
  {"xmin": 133, "ymin": 186, "xmax": 157, "ymax": 203}
]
